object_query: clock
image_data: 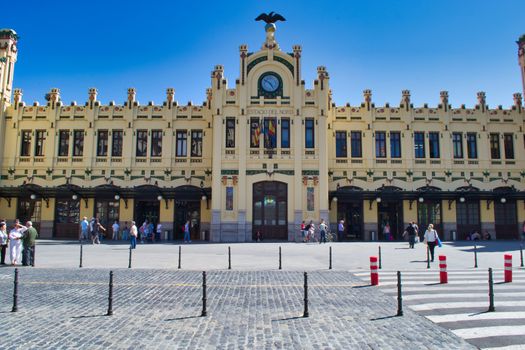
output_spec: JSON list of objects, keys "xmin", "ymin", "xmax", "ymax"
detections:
[{"xmin": 261, "ymin": 74, "xmax": 280, "ymax": 93}]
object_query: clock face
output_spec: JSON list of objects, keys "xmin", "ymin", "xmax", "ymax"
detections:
[{"xmin": 261, "ymin": 74, "xmax": 280, "ymax": 92}]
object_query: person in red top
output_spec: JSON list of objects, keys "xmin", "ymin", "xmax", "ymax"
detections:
[{"xmin": 301, "ymin": 221, "xmax": 306, "ymax": 242}]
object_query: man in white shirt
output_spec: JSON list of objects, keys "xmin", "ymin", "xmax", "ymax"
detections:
[
  {"xmin": 130, "ymin": 221, "xmax": 138, "ymax": 249},
  {"xmin": 111, "ymin": 221, "xmax": 120, "ymax": 240}
]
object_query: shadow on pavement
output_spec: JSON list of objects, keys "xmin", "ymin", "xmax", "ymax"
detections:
[
  {"xmin": 273, "ymin": 316, "xmax": 305, "ymax": 322},
  {"xmin": 71, "ymin": 314, "xmax": 107, "ymax": 319},
  {"xmin": 164, "ymin": 315, "xmax": 201, "ymax": 321},
  {"xmin": 370, "ymin": 315, "xmax": 401, "ymax": 321}
]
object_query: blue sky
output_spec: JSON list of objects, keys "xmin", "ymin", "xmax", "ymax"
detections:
[{"xmin": 4, "ymin": 0, "xmax": 525, "ymax": 107}]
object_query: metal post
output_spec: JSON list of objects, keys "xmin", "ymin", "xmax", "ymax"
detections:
[
  {"xmin": 303, "ymin": 272, "xmax": 309, "ymax": 317},
  {"xmin": 426, "ymin": 245, "xmax": 430, "ymax": 269},
  {"xmin": 79, "ymin": 243, "xmax": 83, "ymax": 268},
  {"xmin": 178, "ymin": 245, "xmax": 181, "ymax": 269},
  {"xmin": 474, "ymin": 244, "xmax": 478, "ymax": 268},
  {"xmin": 201, "ymin": 271, "xmax": 207, "ymax": 317},
  {"xmin": 520, "ymin": 244, "xmax": 523, "ymax": 267},
  {"xmin": 11, "ymin": 268, "xmax": 18, "ymax": 313},
  {"xmin": 488, "ymin": 267, "xmax": 495, "ymax": 312},
  {"xmin": 329, "ymin": 246, "xmax": 332, "ymax": 270},
  {"xmin": 378, "ymin": 246, "xmax": 382, "ymax": 269},
  {"xmin": 128, "ymin": 247, "xmax": 132, "ymax": 269},
  {"xmin": 396, "ymin": 271, "xmax": 403, "ymax": 316},
  {"xmin": 228, "ymin": 246, "xmax": 231, "ymax": 270},
  {"xmin": 279, "ymin": 246, "xmax": 282, "ymax": 270},
  {"xmin": 107, "ymin": 271, "xmax": 114, "ymax": 316}
]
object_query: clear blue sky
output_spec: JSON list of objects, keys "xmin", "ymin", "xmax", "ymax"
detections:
[{"xmin": 4, "ymin": 0, "xmax": 525, "ymax": 107}]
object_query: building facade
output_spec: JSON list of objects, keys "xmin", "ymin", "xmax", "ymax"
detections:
[{"xmin": 1, "ymin": 26, "xmax": 525, "ymax": 241}]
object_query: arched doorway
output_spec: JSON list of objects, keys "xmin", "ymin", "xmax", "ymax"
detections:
[{"xmin": 252, "ymin": 181, "xmax": 287, "ymax": 240}]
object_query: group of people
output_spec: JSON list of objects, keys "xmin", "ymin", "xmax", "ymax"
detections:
[
  {"xmin": 300, "ymin": 219, "xmax": 331, "ymax": 243},
  {"xmin": 404, "ymin": 221, "xmax": 442, "ymax": 262},
  {"xmin": 0, "ymin": 219, "xmax": 38, "ymax": 266},
  {"xmin": 80, "ymin": 217, "xmax": 166, "ymax": 245}
]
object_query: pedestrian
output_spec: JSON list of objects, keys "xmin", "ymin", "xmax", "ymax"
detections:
[
  {"xmin": 140, "ymin": 221, "xmax": 147, "ymax": 244},
  {"xmin": 9, "ymin": 221, "xmax": 27, "ymax": 265},
  {"xmin": 383, "ymin": 223, "xmax": 391, "ymax": 241},
  {"xmin": 80, "ymin": 216, "xmax": 89, "ymax": 241},
  {"xmin": 405, "ymin": 222, "xmax": 416, "ymax": 249},
  {"xmin": 22, "ymin": 221, "xmax": 38, "ymax": 266},
  {"xmin": 300, "ymin": 221, "xmax": 306, "ymax": 242},
  {"xmin": 338, "ymin": 219, "xmax": 345, "ymax": 242},
  {"xmin": 156, "ymin": 222, "xmax": 162, "ymax": 242},
  {"xmin": 92, "ymin": 218, "xmax": 105, "ymax": 245},
  {"xmin": 148, "ymin": 221, "xmax": 155, "ymax": 242},
  {"xmin": 522, "ymin": 221, "xmax": 525, "ymax": 241},
  {"xmin": 412, "ymin": 221, "xmax": 419, "ymax": 242},
  {"xmin": 122, "ymin": 223, "xmax": 129, "ymax": 241},
  {"xmin": 111, "ymin": 221, "xmax": 120, "ymax": 240},
  {"xmin": 424, "ymin": 224, "xmax": 439, "ymax": 262},
  {"xmin": 319, "ymin": 219, "xmax": 327, "ymax": 244},
  {"xmin": 0, "ymin": 222, "xmax": 8, "ymax": 265},
  {"xmin": 307, "ymin": 220, "xmax": 315, "ymax": 242},
  {"xmin": 89, "ymin": 217, "xmax": 96, "ymax": 242},
  {"xmin": 130, "ymin": 221, "xmax": 138, "ymax": 249},
  {"xmin": 183, "ymin": 220, "xmax": 191, "ymax": 243}
]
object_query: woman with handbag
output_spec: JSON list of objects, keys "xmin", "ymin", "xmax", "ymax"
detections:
[{"xmin": 424, "ymin": 224, "xmax": 440, "ymax": 262}]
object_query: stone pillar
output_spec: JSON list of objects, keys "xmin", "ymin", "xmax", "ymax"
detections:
[
  {"xmin": 442, "ymin": 200, "xmax": 457, "ymax": 241},
  {"xmin": 480, "ymin": 200, "xmax": 496, "ymax": 239},
  {"xmin": 364, "ymin": 200, "xmax": 378, "ymax": 241}
]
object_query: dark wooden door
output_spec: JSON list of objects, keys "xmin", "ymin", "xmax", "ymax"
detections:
[
  {"xmin": 456, "ymin": 201, "xmax": 481, "ymax": 240},
  {"xmin": 378, "ymin": 201, "xmax": 404, "ymax": 240},
  {"xmin": 338, "ymin": 202, "xmax": 363, "ymax": 240},
  {"xmin": 54, "ymin": 199, "xmax": 80, "ymax": 239},
  {"xmin": 252, "ymin": 181, "xmax": 287, "ymax": 240},
  {"xmin": 495, "ymin": 201, "xmax": 518, "ymax": 239}
]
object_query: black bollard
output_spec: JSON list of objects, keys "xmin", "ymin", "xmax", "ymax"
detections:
[
  {"xmin": 474, "ymin": 244, "xmax": 478, "ymax": 268},
  {"xmin": 378, "ymin": 246, "xmax": 382, "ymax": 269},
  {"xmin": 128, "ymin": 247, "xmax": 132, "ymax": 269},
  {"xmin": 488, "ymin": 267, "xmax": 495, "ymax": 312},
  {"xmin": 11, "ymin": 268, "xmax": 18, "ymax": 313},
  {"xmin": 329, "ymin": 246, "xmax": 332, "ymax": 270},
  {"xmin": 520, "ymin": 244, "xmax": 523, "ymax": 267},
  {"xmin": 303, "ymin": 272, "xmax": 309, "ymax": 317},
  {"xmin": 201, "ymin": 271, "xmax": 207, "ymax": 317},
  {"xmin": 396, "ymin": 271, "xmax": 403, "ymax": 316},
  {"xmin": 107, "ymin": 271, "xmax": 114, "ymax": 316},
  {"xmin": 279, "ymin": 246, "xmax": 282, "ymax": 270},
  {"xmin": 79, "ymin": 243, "xmax": 83, "ymax": 268},
  {"xmin": 178, "ymin": 245, "xmax": 181, "ymax": 269},
  {"xmin": 426, "ymin": 245, "xmax": 430, "ymax": 269},
  {"xmin": 228, "ymin": 246, "xmax": 231, "ymax": 270}
]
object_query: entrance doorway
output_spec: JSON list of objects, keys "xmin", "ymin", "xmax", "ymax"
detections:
[
  {"xmin": 418, "ymin": 200, "xmax": 443, "ymax": 239},
  {"xmin": 134, "ymin": 200, "xmax": 160, "ymax": 229},
  {"xmin": 378, "ymin": 200, "xmax": 403, "ymax": 240},
  {"xmin": 252, "ymin": 181, "xmax": 288, "ymax": 240},
  {"xmin": 54, "ymin": 199, "xmax": 80, "ymax": 239},
  {"xmin": 95, "ymin": 199, "xmax": 120, "ymax": 240},
  {"xmin": 495, "ymin": 201, "xmax": 518, "ymax": 239},
  {"xmin": 17, "ymin": 198, "xmax": 42, "ymax": 233},
  {"xmin": 456, "ymin": 200, "xmax": 480, "ymax": 239},
  {"xmin": 337, "ymin": 201, "xmax": 363, "ymax": 240},
  {"xmin": 174, "ymin": 201, "xmax": 201, "ymax": 240}
]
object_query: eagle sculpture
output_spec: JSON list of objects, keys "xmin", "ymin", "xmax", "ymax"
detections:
[{"xmin": 255, "ymin": 12, "xmax": 286, "ymax": 24}]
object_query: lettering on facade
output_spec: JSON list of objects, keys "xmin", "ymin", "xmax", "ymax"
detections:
[{"xmin": 246, "ymin": 108, "xmax": 294, "ymax": 115}]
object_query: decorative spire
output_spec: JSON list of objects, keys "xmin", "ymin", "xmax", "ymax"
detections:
[
  {"xmin": 13, "ymin": 88, "xmax": 22, "ymax": 109},
  {"xmin": 477, "ymin": 91, "xmax": 486, "ymax": 112},
  {"xmin": 363, "ymin": 89, "xmax": 372, "ymax": 111},
  {"xmin": 440, "ymin": 91, "xmax": 449, "ymax": 111},
  {"xmin": 88, "ymin": 88, "xmax": 98, "ymax": 109},
  {"xmin": 401, "ymin": 90, "xmax": 410, "ymax": 111},
  {"xmin": 166, "ymin": 88, "xmax": 175, "ymax": 109},
  {"xmin": 127, "ymin": 88, "xmax": 136, "ymax": 109},
  {"xmin": 513, "ymin": 92, "xmax": 522, "ymax": 113},
  {"xmin": 255, "ymin": 12, "xmax": 285, "ymax": 50}
]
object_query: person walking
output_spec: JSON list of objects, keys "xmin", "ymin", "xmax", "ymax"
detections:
[
  {"xmin": 405, "ymin": 222, "xmax": 416, "ymax": 249},
  {"xmin": 129, "ymin": 221, "xmax": 138, "ymax": 249},
  {"xmin": 156, "ymin": 223, "xmax": 162, "ymax": 242},
  {"xmin": 9, "ymin": 221, "xmax": 27, "ymax": 265},
  {"xmin": 22, "ymin": 221, "xmax": 38, "ymax": 266},
  {"xmin": 319, "ymin": 219, "xmax": 327, "ymax": 244},
  {"xmin": 0, "ymin": 222, "xmax": 8, "ymax": 265},
  {"xmin": 300, "ymin": 221, "xmax": 306, "ymax": 242},
  {"xmin": 383, "ymin": 223, "xmax": 391, "ymax": 241},
  {"xmin": 424, "ymin": 223, "xmax": 439, "ymax": 262},
  {"xmin": 122, "ymin": 223, "xmax": 129, "ymax": 241},
  {"xmin": 80, "ymin": 217, "xmax": 89, "ymax": 241},
  {"xmin": 111, "ymin": 221, "xmax": 120, "ymax": 241},
  {"xmin": 183, "ymin": 220, "xmax": 191, "ymax": 243},
  {"xmin": 338, "ymin": 219, "xmax": 345, "ymax": 242}
]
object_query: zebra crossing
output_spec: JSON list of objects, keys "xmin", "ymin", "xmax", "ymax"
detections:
[{"xmin": 352, "ymin": 268, "xmax": 525, "ymax": 349}]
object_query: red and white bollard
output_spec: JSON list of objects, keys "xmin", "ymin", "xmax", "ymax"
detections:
[
  {"xmin": 370, "ymin": 256, "xmax": 379, "ymax": 285},
  {"xmin": 439, "ymin": 255, "xmax": 448, "ymax": 284},
  {"xmin": 504, "ymin": 254, "xmax": 512, "ymax": 283}
]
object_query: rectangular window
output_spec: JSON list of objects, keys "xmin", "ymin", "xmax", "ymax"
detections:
[
  {"xmin": 58, "ymin": 130, "xmax": 70, "ymax": 157},
  {"xmin": 111, "ymin": 130, "xmax": 123, "ymax": 157},
  {"xmin": 34, "ymin": 130, "xmax": 45, "ymax": 156},
  {"xmin": 414, "ymin": 132, "xmax": 425, "ymax": 158},
  {"xmin": 429, "ymin": 132, "xmax": 440, "ymax": 158},
  {"xmin": 97, "ymin": 130, "xmax": 108, "ymax": 156},
  {"xmin": 226, "ymin": 187, "xmax": 233, "ymax": 211},
  {"xmin": 504, "ymin": 133, "xmax": 514, "ymax": 159},
  {"xmin": 225, "ymin": 117, "xmax": 235, "ymax": 148},
  {"xmin": 151, "ymin": 129, "xmax": 162, "ymax": 157},
  {"xmin": 375, "ymin": 131, "xmax": 386, "ymax": 158},
  {"xmin": 20, "ymin": 130, "xmax": 31, "ymax": 156},
  {"xmin": 490, "ymin": 133, "xmax": 500, "ymax": 159},
  {"xmin": 335, "ymin": 131, "xmax": 347, "ymax": 158},
  {"xmin": 467, "ymin": 133, "xmax": 477, "ymax": 159},
  {"xmin": 307, "ymin": 187, "xmax": 315, "ymax": 211},
  {"xmin": 351, "ymin": 131, "xmax": 362, "ymax": 158},
  {"xmin": 452, "ymin": 132, "xmax": 463, "ymax": 159},
  {"xmin": 390, "ymin": 132, "xmax": 401, "ymax": 158},
  {"xmin": 72, "ymin": 130, "xmax": 84, "ymax": 157},
  {"xmin": 281, "ymin": 118, "xmax": 290, "ymax": 148},
  {"xmin": 191, "ymin": 130, "xmax": 203, "ymax": 157},
  {"xmin": 176, "ymin": 130, "xmax": 187, "ymax": 157},
  {"xmin": 305, "ymin": 118, "xmax": 314, "ymax": 148},
  {"xmin": 136, "ymin": 129, "xmax": 148, "ymax": 157},
  {"xmin": 264, "ymin": 117, "xmax": 277, "ymax": 149},
  {"xmin": 250, "ymin": 118, "xmax": 260, "ymax": 148}
]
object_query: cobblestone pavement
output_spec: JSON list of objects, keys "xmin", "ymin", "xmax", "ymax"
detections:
[{"xmin": 0, "ymin": 268, "xmax": 474, "ymax": 349}]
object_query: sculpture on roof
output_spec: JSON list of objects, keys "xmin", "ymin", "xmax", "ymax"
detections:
[{"xmin": 255, "ymin": 12, "xmax": 286, "ymax": 24}]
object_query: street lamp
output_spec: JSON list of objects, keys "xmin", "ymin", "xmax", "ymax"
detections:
[
  {"xmin": 114, "ymin": 194, "xmax": 120, "ymax": 201},
  {"xmin": 157, "ymin": 195, "xmax": 163, "ymax": 201},
  {"xmin": 30, "ymin": 194, "xmax": 36, "ymax": 200},
  {"xmin": 201, "ymin": 195, "xmax": 207, "ymax": 201},
  {"xmin": 376, "ymin": 197, "xmax": 382, "ymax": 203},
  {"xmin": 72, "ymin": 194, "xmax": 78, "ymax": 201},
  {"xmin": 418, "ymin": 197, "xmax": 424, "ymax": 203},
  {"xmin": 332, "ymin": 196, "xmax": 338, "ymax": 202},
  {"xmin": 459, "ymin": 197, "xmax": 465, "ymax": 203},
  {"xmin": 500, "ymin": 197, "xmax": 507, "ymax": 204}
]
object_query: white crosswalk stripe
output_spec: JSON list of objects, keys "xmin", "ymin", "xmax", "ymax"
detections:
[{"xmin": 351, "ymin": 268, "xmax": 525, "ymax": 349}]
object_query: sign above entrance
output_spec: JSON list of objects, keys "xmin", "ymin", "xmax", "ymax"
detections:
[{"xmin": 247, "ymin": 108, "xmax": 294, "ymax": 115}]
